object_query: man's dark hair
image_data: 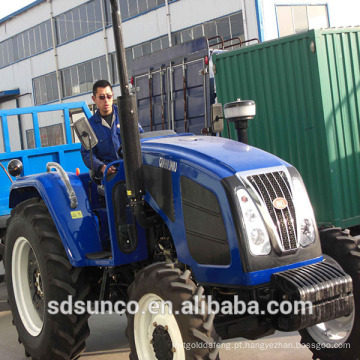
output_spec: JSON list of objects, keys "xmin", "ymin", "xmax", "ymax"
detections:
[{"xmin": 93, "ymin": 80, "xmax": 112, "ymax": 96}]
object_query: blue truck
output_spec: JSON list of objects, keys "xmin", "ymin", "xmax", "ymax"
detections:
[
  {"xmin": 2, "ymin": 1, "xmax": 358, "ymax": 360},
  {"xmin": 0, "ymin": 102, "xmax": 90, "ymax": 259}
]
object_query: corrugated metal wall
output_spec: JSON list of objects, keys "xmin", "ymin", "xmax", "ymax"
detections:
[
  {"xmin": 317, "ymin": 28, "xmax": 360, "ymax": 228},
  {"xmin": 214, "ymin": 28, "xmax": 360, "ymax": 228}
]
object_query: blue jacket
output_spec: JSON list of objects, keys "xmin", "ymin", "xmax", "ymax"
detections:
[{"xmin": 81, "ymin": 105, "xmax": 143, "ymax": 172}]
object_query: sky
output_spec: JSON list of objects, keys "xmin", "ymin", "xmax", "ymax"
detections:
[{"xmin": 0, "ymin": 0, "xmax": 36, "ymax": 20}]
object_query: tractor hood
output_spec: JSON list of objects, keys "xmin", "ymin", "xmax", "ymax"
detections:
[{"xmin": 141, "ymin": 134, "xmax": 289, "ymax": 178}]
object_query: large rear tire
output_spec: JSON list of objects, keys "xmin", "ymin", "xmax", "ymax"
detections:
[
  {"xmin": 299, "ymin": 227, "xmax": 360, "ymax": 360},
  {"xmin": 5, "ymin": 198, "xmax": 91, "ymax": 360},
  {"xmin": 126, "ymin": 262, "xmax": 221, "ymax": 360}
]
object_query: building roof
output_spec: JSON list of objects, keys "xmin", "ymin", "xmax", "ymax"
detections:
[
  {"xmin": 0, "ymin": 89, "xmax": 20, "ymax": 103},
  {"xmin": 0, "ymin": 0, "xmax": 46, "ymax": 25}
]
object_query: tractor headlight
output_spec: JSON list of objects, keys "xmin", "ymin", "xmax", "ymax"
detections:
[
  {"xmin": 237, "ymin": 188, "xmax": 271, "ymax": 256},
  {"xmin": 292, "ymin": 177, "xmax": 316, "ymax": 247}
]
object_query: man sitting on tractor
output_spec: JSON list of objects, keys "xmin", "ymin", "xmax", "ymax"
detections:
[{"xmin": 81, "ymin": 79, "xmax": 144, "ymax": 177}]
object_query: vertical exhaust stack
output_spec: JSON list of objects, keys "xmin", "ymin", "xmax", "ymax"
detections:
[
  {"xmin": 223, "ymin": 99, "xmax": 256, "ymax": 144},
  {"xmin": 109, "ymin": 0, "xmax": 144, "ymax": 206}
]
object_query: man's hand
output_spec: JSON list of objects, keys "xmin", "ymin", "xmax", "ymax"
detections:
[{"xmin": 101, "ymin": 164, "xmax": 117, "ymax": 175}]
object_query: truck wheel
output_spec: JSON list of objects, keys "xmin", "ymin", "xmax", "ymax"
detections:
[
  {"xmin": 5, "ymin": 198, "xmax": 91, "ymax": 360},
  {"xmin": 126, "ymin": 262, "xmax": 221, "ymax": 360},
  {"xmin": 299, "ymin": 227, "xmax": 360, "ymax": 360}
]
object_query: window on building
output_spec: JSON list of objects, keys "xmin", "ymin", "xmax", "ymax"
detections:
[
  {"xmin": 0, "ymin": 0, "xmax": 176, "ymax": 69},
  {"xmin": 71, "ymin": 67, "xmax": 80, "ymax": 95},
  {"xmin": 92, "ymin": 58, "xmax": 101, "ymax": 83},
  {"xmin": 0, "ymin": 18, "xmax": 53, "ymax": 68},
  {"xmin": 33, "ymin": 73, "xmax": 59, "ymax": 104},
  {"xmin": 39, "ymin": 22, "xmax": 49, "ymax": 50},
  {"xmin": 23, "ymin": 31, "xmax": 30, "ymax": 58},
  {"xmin": 151, "ymin": 38, "xmax": 161, "ymax": 52},
  {"xmin": 17, "ymin": 34, "xmax": 25, "ymax": 60},
  {"xmin": 62, "ymin": 69, "xmax": 72, "ymax": 98},
  {"xmin": 126, "ymin": 48, "xmax": 133, "ymax": 75},
  {"xmin": 104, "ymin": 0, "xmax": 113, "ymax": 24},
  {"xmin": 26, "ymin": 123, "xmax": 65, "ymax": 149},
  {"xmin": 99, "ymin": 56, "xmax": 109, "ymax": 81},
  {"xmin": 138, "ymin": 0, "xmax": 147, "ymax": 14},
  {"xmin": 0, "ymin": 43, "xmax": 5, "ymax": 68},
  {"xmin": 45, "ymin": 74, "xmax": 54, "ymax": 102},
  {"xmin": 87, "ymin": 1, "xmax": 97, "ymax": 34},
  {"xmin": 276, "ymin": 5, "xmax": 329, "ymax": 37},
  {"xmin": 216, "ymin": 18, "xmax": 231, "ymax": 40},
  {"xmin": 55, "ymin": 0, "xmax": 105, "ymax": 46},
  {"xmin": 120, "ymin": 0, "xmax": 130, "ymax": 20},
  {"xmin": 79, "ymin": 5, "xmax": 89, "ymax": 37},
  {"xmin": 78, "ymin": 64, "xmax": 87, "ymax": 93},
  {"xmin": 33, "ymin": 26, "xmax": 41, "ymax": 54},
  {"xmin": 128, "ymin": 0, "xmax": 138, "ymax": 18},
  {"xmin": 148, "ymin": 0, "xmax": 157, "ymax": 11},
  {"xmin": 39, "ymin": 76, "xmax": 48, "ymax": 103},
  {"xmin": 133, "ymin": 44, "xmax": 143, "ymax": 59},
  {"xmin": 181, "ymin": 28, "xmax": 193, "ymax": 43},
  {"xmin": 119, "ymin": 0, "xmax": 177, "ymax": 20},
  {"xmin": 130, "ymin": 11, "xmax": 244, "ymax": 62},
  {"xmin": 45, "ymin": 20, "xmax": 53, "ymax": 48},
  {"xmin": 7, "ymin": 38, "xmax": 14, "ymax": 64},
  {"xmin": 204, "ymin": 22, "xmax": 217, "ymax": 39},
  {"xmin": 114, "ymin": 10, "xmax": 245, "ymax": 80},
  {"xmin": 32, "ymin": 10, "xmax": 244, "ymax": 105},
  {"xmin": 142, "ymin": 42, "xmax": 152, "ymax": 56},
  {"xmin": 93, "ymin": 0, "xmax": 104, "ymax": 29},
  {"xmin": 56, "ymin": 14, "xmax": 67, "ymax": 44},
  {"xmin": 29, "ymin": 28, "xmax": 36, "ymax": 55},
  {"xmin": 230, "ymin": 13, "xmax": 243, "ymax": 38},
  {"xmin": 72, "ymin": 8, "xmax": 82, "ymax": 39},
  {"xmin": 65, "ymin": 12, "xmax": 75, "ymax": 42},
  {"xmin": 33, "ymin": 78, "xmax": 42, "ymax": 105},
  {"xmin": 34, "ymin": 54, "xmax": 111, "ymax": 104}
]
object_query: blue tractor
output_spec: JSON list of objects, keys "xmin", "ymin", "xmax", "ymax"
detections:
[{"xmin": 3, "ymin": 1, "xmax": 358, "ymax": 360}]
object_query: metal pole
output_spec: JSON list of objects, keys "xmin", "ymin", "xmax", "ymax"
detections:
[
  {"xmin": 165, "ymin": 0, "xmax": 173, "ymax": 47},
  {"xmin": 15, "ymin": 98, "xmax": 24, "ymax": 150},
  {"xmin": 109, "ymin": 0, "xmax": 144, "ymax": 202},
  {"xmin": 160, "ymin": 66, "xmax": 165, "ymax": 130},
  {"xmin": 48, "ymin": 0, "xmax": 62, "ymax": 103},
  {"xmin": 148, "ymin": 69, "xmax": 153, "ymax": 131},
  {"xmin": 182, "ymin": 59, "xmax": 187, "ymax": 132},
  {"xmin": 241, "ymin": 0, "xmax": 249, "ymax": 41},
  {"xmin": 169, "ymin": 62, "xmax": 174, "ymax": 131},
  {"xmin": 100, "ymin": 0, "xmax": 111, "ymax": 81}
]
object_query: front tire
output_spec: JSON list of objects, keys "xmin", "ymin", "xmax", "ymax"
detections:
[
  {"xmin": 5, "ymin": 198, "xmax": 91, "ymax": 360},
  {"xmin": 126, "ymin": 262, "xmax": 220, "ymax": 360},
  {"xmin": 299, "ymin": 227, "xmax": 360, "ymax": 360}
]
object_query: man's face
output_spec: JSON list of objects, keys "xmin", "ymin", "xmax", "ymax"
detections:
[{"xmin": 92, "ymin": 86, "xmax": 114, "ymax": 116}]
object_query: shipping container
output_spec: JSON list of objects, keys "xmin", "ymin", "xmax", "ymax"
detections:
[{"xmin": 213, "ymin": 27, "xmax": 360, "ymax": 229}]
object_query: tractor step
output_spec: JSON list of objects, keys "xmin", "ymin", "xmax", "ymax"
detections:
[{"xmin": 86, "ymin": 251, "xmax": 112, "ymax": 260}]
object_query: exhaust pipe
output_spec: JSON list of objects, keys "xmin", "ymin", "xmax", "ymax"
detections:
[
  {"xmin": 223, "ymin": 99, "xmax": 256, "ymax": 144},
  {"xmin": 110, "ymin": 0, "xmax": 153, "ymax": 227}
]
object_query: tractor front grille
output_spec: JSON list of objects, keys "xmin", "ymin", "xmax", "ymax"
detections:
[{"xmin": 247, "ymin": 171, "xmax": 297, "ymax": 251}]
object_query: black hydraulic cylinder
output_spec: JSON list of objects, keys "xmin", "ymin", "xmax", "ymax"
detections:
[{"xmin": 109, "ymin": 0, "xmax": 144, "ymax": 201}]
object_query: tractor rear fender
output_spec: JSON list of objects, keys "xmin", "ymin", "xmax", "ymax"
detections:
[{"xmin": 9, "ymin": 172, "xmax": 103, "ymax": 267}]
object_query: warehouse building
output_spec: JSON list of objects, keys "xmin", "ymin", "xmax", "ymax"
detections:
[{"xmin": 0, "ymin": 0, "xmax": 359, "ymax": 150}]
